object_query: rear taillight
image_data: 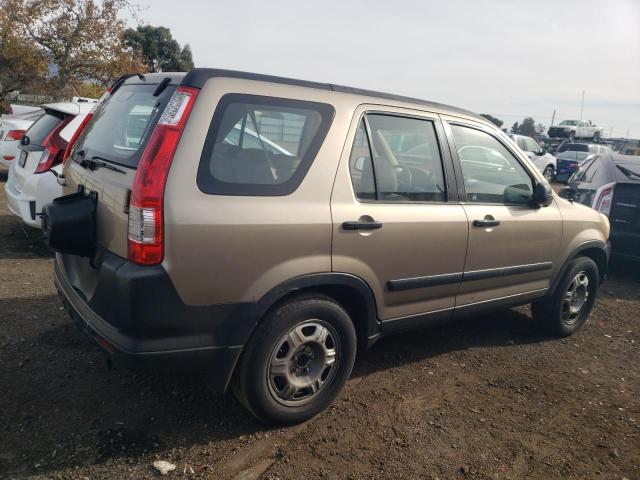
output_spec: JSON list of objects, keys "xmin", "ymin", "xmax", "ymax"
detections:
[
  {"xmin": 34, "ymin": 117, "xmax": 73, "ymax": 174},
  {"xmin": 127, "ymin": 86, "xmax": 199, "ymax": 265},
  {"xmin": 569, "ymin": 162, "xmax": 578, "ymax": 168},
  {"xmin": 5, "ymin": 130, "xmax": 25, "ymax": 141},
  {"xmin": 63, "ymin": 90, "xmax": 110, "ymax": 165},
  {"xmin": 595, "ymin": 184, "xmax": 614, "ymax": 216}
]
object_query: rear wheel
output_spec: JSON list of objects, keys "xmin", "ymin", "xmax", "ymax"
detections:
[
  {"xmin": 543, "ymin": 165, "xmax": 555, "ymax": 182},
  {"xmin": 232, "ymin": 295, "xmax": 357, "ymax": 424},
  {"xmin": 532, "ymin": 256, "xmax": 599, "ymax": 337},
  {"xmin": 568, "ymin": 131, "xmax": 576, "ymax": 141}
]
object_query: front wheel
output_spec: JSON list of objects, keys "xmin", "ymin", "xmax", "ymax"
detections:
[
  {"xmin": 568, "ymin": 131, "xmax": 576, "ymax": 141},
  {"xmin": 543, "ymin": 166, "xmax": 555, "ymax": 183},
  {"xmin": 532, "ymin": 256, "xmax": 599, "ymax": 337},
  {"xmin": 232, "ymin": 295, "xmax": 357, "ymax": 424}
]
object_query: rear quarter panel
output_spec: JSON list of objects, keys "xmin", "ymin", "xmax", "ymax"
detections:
[{"xmin": 163, "ymin": 78, "xmax": 359, "ymax": 306}]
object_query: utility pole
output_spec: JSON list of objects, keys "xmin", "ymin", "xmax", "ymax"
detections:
[
  {"xmin": 579, "ymin": 90, "xmax": 585, "ymax": 122},
  {"xmin": 550, "ymin": 109, "xmax": 556, "ymax": 127}
]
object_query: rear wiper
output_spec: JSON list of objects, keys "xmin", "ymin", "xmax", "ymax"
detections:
[
  {"xmin": 80, "ymin": 156, "xmax": 126, "ymax": 174},
  {"xmin": 616, "ymin": 164, "xmax": 640, "ymax": 179}
]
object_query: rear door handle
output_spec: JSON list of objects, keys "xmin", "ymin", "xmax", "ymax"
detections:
[
  {"xmin": 342, "ymin": 220, "xmax": 383, "ymax": 231},
  {"xmin": 473, "ymin": 218, "xmax": 500, "ymax": 228}
]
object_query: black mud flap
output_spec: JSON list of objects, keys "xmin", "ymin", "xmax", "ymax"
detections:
[{"xmin": 41, "ymin": 189, "xmax": 97, "ymax": 257}]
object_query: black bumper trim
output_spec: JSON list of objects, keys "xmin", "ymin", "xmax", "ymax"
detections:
[{"xmin": 54, "ymin": 255, "xmax": 249, "ymax": 391}]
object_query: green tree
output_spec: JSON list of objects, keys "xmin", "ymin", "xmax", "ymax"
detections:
[
  {"xmin": 3, "ymin": 0, "xmax": 146, "ymax": 98},
  {"xmin": 480, "ymin": 114, "xmax": 503, "ymax": 128},
  {"xmin": 511, "ymin": 122, "xmax": 520, "ymax": 134},
  {"xmin": 519, "ymin": 117, "xmax": 537, "ymax": 137},
  {"xmin": 124, "ymin": 25, "xmax": 195, "ymax": 72},
  {"xmin": 0, "ymin": 0, "xmax": 48, "ymax": 102}
]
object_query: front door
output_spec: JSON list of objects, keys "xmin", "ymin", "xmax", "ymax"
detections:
[
  {"xmin": 331, "ymin": 107, "xmax": 468, "ymax": 326},
  {"xmin": 444, "ymin": 120, "xmax": 563, "ymax": 309}
]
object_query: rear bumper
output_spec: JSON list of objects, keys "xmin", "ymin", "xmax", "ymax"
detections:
[
  {"xmin": 54, "ymin": 252, "xmax": 256, "ymax": 391},
  {"xmin": 5, "ymin": 167, "xmax": 62, "ymax": 228}
]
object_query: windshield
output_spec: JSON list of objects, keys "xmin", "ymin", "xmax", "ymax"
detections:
[
  {"xmin": 559, "ymin": 120, "xmax": 579, "ymax": 126},
  {"xmin": 72, "ymin": 83, "xmax": 176, "ymax": 168},
  {"xmin": 558, "ymin": 151, "xmax": 591, "ymax": 161}
]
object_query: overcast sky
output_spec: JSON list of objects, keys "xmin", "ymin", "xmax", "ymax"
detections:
[{"xmin": 135, "ymin": 0, "xmax": 640, "ymax": 138}]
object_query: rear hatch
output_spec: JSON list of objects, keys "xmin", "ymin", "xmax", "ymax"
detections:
[
  {"xmin": 609, "ymin": 164, "xmax": 640, "ymax": 256},
  {"xmin": 13, "ymin": 109, "xmax": 72, "ymax": 193},
  {"xmin": 64, "ymin": 75, "xmax": 183, "ymax": 258}
]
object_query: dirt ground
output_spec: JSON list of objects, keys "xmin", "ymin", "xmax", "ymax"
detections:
[{"xmin": 0, "ymin": 166, "xmax": 638, "ymax": 480}]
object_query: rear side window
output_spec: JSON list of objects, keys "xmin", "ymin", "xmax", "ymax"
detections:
[
  {"xmin": 73, "ymin": 84, "xmax": 177, "ymax": 168},
  {"xmin": 197, "ymin": 94, "xmax": 334, "ymax": 196},
  {"xmin": 26, "ymin": 111, "xmax": 67, "ymax": 146}
]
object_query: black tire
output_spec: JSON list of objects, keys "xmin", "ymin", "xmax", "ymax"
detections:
[
  {"xmin": 593, "ymin": 131, "xmax": 601, "ymax": 142},
  {"xmin": 568, "ymin": 131, "xmax": 575, "ymax": 141},
  {"xmin": 532, "ymin": 256, "xmax": 599, "ymax": 337},
  {"xmin": 232, "ymin": 295, "xmax": 357, "ymax": 424},
  {"xmin": 543, "ymin": 165, "xmax": 555, "ymax": 183}
]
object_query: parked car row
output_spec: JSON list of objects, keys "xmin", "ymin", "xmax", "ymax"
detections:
[
  {"xmin": 0, "ymin": 106, "xmax": 43, "ymax": 168},
  {"xmin": 4, "ymin": 100, "xmax": 97, "ymax": 228}
]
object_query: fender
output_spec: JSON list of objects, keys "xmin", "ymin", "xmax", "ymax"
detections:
[
  {"xmin": 253, "ymin": 272, "xmax": 380, "ymax": 346},
  {"xmin": 549, "ymin": 240, "xmax": 610, "ymax": 296}
]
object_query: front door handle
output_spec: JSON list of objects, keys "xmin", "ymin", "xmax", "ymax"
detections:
[
  {"xmin": 473, "ymin": 217, "xmax": 500, "ymax": 228},
  {"xmin": 342, "ymin": 220, "xmax": 383, "ymax": 231}
]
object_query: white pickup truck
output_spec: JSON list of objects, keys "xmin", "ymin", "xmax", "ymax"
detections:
[{"xmin": 548, "ymin": 120, "xmax": 605, "ymax": 141}]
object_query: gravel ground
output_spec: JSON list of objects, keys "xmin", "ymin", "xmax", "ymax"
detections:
[{"xmin": 0, "ymin": 166, "xmax": 638, "ymax": 480}]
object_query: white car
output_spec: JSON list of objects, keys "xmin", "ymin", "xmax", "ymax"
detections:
[
  {"xmin": 548, "ymin": 120, "xmax": 605, "ymax": 142},
  {"xmin": 0, "ymin": 106, "xmax": 44, "ymax": 168},
  {"xmin": 5, "ymin": 101, "xmax": 96, "ymax": 228},
  {"xmin": 510, "ymin": 134, "xmax": 557, "ymax": 182}
]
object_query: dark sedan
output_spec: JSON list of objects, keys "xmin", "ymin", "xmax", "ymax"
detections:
[
  {"xmin": 555, "ymin": 151, "xmax": 598, "ymax": 183},
  {"xmin": 559, "ymin": 154, "xmax": 640, "ymax": 260}
]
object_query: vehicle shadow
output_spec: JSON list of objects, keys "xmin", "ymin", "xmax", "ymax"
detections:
[
  {"xmin": 0, "ymin": 214, "xmax": 53, "ymax": 259},
  {"xmin": 354, "ymin": 307, "xmax": 549, "ymax": 378},
  {"xmin": 0, "ymin": 293, "xmax": 550, "ymax": 477}
]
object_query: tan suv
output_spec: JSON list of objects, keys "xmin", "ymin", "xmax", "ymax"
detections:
[{"xmin": 43, "ymin": 69, "xmax": 610, "ymax": 424}]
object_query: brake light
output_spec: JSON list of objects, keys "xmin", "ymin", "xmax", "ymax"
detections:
[
  {"xmin": 34, "ymin": 117, "xmax": 73, "ymax": 174},
  {"xmin": 5, "ymin": 130, "xmax": 25, "ymax": 141},
  {"xmin": 569, "ymin": 163, "xmax": 578, "ymax": 168},
  {"xmin": 127, "ymin": 86, "xmax": 199, "ymax": 265},
  {"xmin": 595, "ymin": 185, "xmax": 614, "ymax": 216},
  {"xmin": 63, "ymin": 90, "xmax": 110, "ymax": 165}
]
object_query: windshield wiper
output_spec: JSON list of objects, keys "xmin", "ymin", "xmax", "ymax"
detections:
[
  {"xmin": 80, "ymin": 156, "xmax": 126, "ymax": 174},
  {"xmin": 616, "ymin": 164, "xmax": 640, "ymax": 179}
]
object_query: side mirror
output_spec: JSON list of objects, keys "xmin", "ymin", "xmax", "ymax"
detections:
[
  {"xmin": 532, "ymin": 182, "xmax": 553, "ymax": 207},
  {"xmin": 535, "ymin": 149, "xmax": 545, "ymax": 156}
]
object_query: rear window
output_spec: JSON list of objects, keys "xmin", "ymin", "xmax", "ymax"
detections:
[
  {"xmin": 558, "ymin": 143, "xmax": 589, "ymax": 153},
  {"xmin": 26, "ymin": 110, "xmax": 67, "ymax": 146},
  {"xmin": 197, "ymin": 94, "xmax": 334, "ymax": 196},
  {"xmin": 72, "ymin": 83, "xmax": 176, "ymax": 168}
]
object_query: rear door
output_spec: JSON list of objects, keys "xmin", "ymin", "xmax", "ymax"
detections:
[
  {"xmin": 331, "ymin": 106, "xmax": 468, "ymax": 327},
  {"xmin": 443, "ymin": 118, "xmax": 563, "ymax": 309},
  {"xmin": 65, "ymin": 80, "xmax": 178, "ymax": 258}
]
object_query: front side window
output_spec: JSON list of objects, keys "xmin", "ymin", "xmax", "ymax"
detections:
[
  {"xmin": 348, "ymin": 113, "xmax": 446, "ymax": 202},
  {"xmin": 451, "ymin": 125, "xmax": 533, "ymax": 204},
  {"xmin": 197, "ymin": 94, "xmax": 334, "ymax": 196}
]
